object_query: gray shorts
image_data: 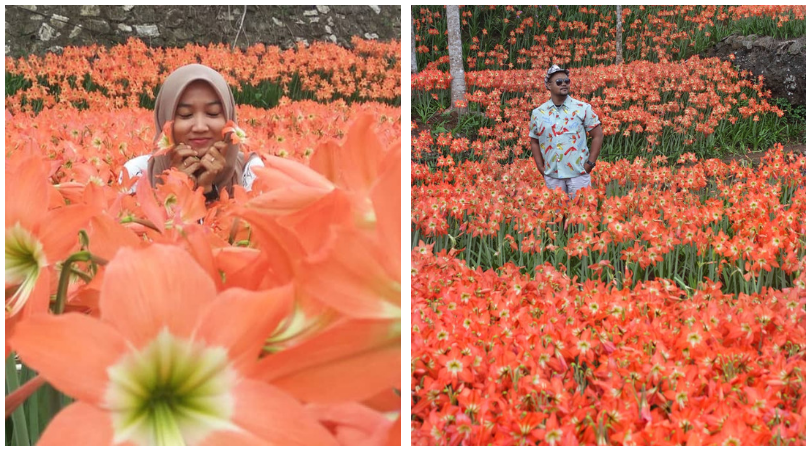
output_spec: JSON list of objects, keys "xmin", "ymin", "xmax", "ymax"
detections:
[{"xmin": 544, "ymin": 173, "xmax": 591, "ymax": 200}]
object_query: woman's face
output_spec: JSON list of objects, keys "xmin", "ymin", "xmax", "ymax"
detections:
[{"xmin": 172, "ymin": 80, "xmax": 227, "ymax": 151}]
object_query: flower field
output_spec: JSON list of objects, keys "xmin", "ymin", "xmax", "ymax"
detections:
[
  {"xmin": 6, "ymin": 38, "xmax": 401, "ymax": 445},
  {"xmin": 412, "ymin": 5, "xmax": 805, "ymax": 161},
  {"xmin": 411, "ymin": 5, "xmax": 806, "ymax": 446}
]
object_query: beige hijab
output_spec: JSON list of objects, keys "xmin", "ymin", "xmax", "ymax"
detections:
[{"xmin": 147, "ymin": 64, "xmax": 247, "ymax": 194}]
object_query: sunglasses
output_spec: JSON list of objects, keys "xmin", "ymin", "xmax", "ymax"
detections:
[{"xmin": 554, "ymin": 78, "xmax": 571, "ymax": 86}]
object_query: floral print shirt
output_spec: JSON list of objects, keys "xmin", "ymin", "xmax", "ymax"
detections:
[{"xmin": 529, "ymin": 96, "xmax": 601, "ymax": 179}]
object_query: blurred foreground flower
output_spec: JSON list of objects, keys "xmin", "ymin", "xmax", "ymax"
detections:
[{"xmin": 10, "ymin": 245, "xmax": 338, "ymax": 446}]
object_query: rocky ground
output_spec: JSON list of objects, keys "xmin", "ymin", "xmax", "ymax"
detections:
[{"xmin": 5, "ymin": 5, "xmax": 401, "ymax": 56}]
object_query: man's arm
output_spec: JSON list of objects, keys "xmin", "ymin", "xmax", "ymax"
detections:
[
  {"xmin": 586, "ymin": 124, "xmax": 604, "ymax": 172},
  {"xmin": 530, "ymin": 137, "xmax": 545, "ymax": 173}
]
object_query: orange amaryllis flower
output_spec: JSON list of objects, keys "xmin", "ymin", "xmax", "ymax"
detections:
[
  {"xmin": 223, "ymin": 120, "xmax": 248, "ymax": 145},
  {"xmin": 10, "ymin": 244, "xmax": 337, "ymax": 446},
  {"xmin": 6, "ymin": 155, "xmax": 93, "ymax": 324},
  {"xmin": 153, "ymin": 120, "xmax": 175, "ymax": 156}
]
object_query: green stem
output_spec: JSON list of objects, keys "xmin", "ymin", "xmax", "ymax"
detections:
[
  {"xmin": 54, "ymin": 251, "xmax": 108, "ymax": 315},
  {"xmin": 6, "ymin": 354, "xmax": 31, "ymax": 445}
]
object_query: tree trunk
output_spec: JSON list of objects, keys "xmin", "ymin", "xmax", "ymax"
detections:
[
  {"xmin": 615, "ymin": 5, "xmax": 623, "ymax": 65},
  {"xmin": 411, "ymin": 15, "xmax": 418, "ymax": 73},
  {"xmin": 446, "ymin": 5, "xmax": 467, "ymax": 114}
]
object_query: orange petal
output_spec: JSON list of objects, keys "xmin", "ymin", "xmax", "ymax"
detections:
[
  {"xmin": 254, "ymin": 157, "xmax": 334, "ymax": 191},
  {"xmin": 363, "ymin": 386, "xmax": 402, "ymax": 412},
  {"xmin": 99, "ymin": 245, "xmax": 217, "ymax": 347},
  {"xmin": 10, "ymin": 314, "xmax": 127, "ymax": 405},
  {"xmin": 213, "ymin": 247, "xmax": 281, "ymax": 290},
  {"xmin": 271, "ymin": 342, "xmax": 400, "ymax": 404},
  {"xmin": 252, "ymin": 318, "xmax": 397, "ymax": 380},
  {"xmin": 387, "ymin": 416, "xmax": 401, "ymax": 445},
  {"xmin": 199, "ymin": 429, "xmax": 269, "ymax": 445},
  {"xmin": 5, "ymin": 156, "xmax": 49, "ymax": 230},
  {"xmin": 310, "ymin": 114, "xmax": 381, "ymax": 192},
  {"xmin": 306, "ymin": 402, "xmax": 395, "ymax": 446},
  {"xmin": 231, "ymin": 379, "xmax": 338, "ymax": 445},
  {"xmin": 301, "ymin": 227, "xmax": 400, "ymax": 319},
  {"xmin": 135, "ymin": 175, "xmax": 166, "ymax": 233},
  {"xmin": 275, "ymin": 190, "xmax": 352, "ymax": 255},
  {"xmin": 252, "ymin": 318, "xmax": 400, "ymax": 404},
  {"xmin": 37, "ymin": 402, "xmax": 121, "ymax": 445},
  {"xmin": 370, "ymin": 146, "xmax": 401, "ymax": 278},
  {"xmin": 86, "ymin": 215, "xmax": 144, "ymax": 262},
  {"xmin": 196, "ymin": 284, "xmax": 294, "ymax": 374},
  {"xmin": 236, "ymin": 209, "xmax": 304, "ymax": 283},
  {"xmin": 38, "ymin": 205, "xmax": 96, "ymax": 262}
]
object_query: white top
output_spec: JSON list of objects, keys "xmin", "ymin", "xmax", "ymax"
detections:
[{"xmin": 121, "ymin": 154, "xmax": 264, "ymax": 193}]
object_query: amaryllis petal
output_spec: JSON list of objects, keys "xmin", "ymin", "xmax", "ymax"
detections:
[
  {"xmin": 10, "ymin": 314, "xmax": 128, "ymax": 405},
  {"xmin": 370, "ymin": 146, "xmax": 401, "ymax": 278},
  {"xmin": 300, "ymin": 227, "xmax": 400, "ymax": 319},
  {"xmin": 309, "ymin": 114, "xmax": 382, "ymax": 192},
  {"xmin": 198, "ymin": 429, "xmax": 270, "ymax": 445},
  {"xmin": 38, "ymin": 204, "xmax": 96, "ymax": 260},
  {"xmin": 86, "ymin": 215, "xmax": 144, "ymax": 261},
  {"xmin": 196, "ymin": 284, "xmax": 294, "ymax": 373},
  {"xmin": 37, "ymin": 402, "xmax": 120, "ymax": 446},
  {"xmin": 252, "ymin": 157, "xmax": 335, "ymax": 191},
  {"xmin": 100, "ymin": 245, "xmax": 217, "ymax": 347},
  {"xmin": 271, "ymin": 343, "xmax": 400, "ymax": 404},
  {"xmin": 5, "ymin": 155, "xmax": 49, "ymax": 230},
  {"xmin": 306, "ymin": 402, "xmax": 395, "ymax": 446},
  {"xmin": 230, "ymin": 379, "xmax": 338, "ymax": 445},
  {"xmin": 252, "ymin": 318, "xmax": 398, "ymax": 381}
]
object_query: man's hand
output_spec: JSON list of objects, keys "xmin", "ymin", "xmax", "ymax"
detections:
[
  {"xmin": 194, "ymin": 141, "xmax": 228, "ymax": 193},
  {"xmin": 530, "ymin": 138, "xmax": 545, "ymax": 174}
]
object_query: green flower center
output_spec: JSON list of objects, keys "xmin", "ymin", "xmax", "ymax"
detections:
[
  {"xmin": 106, "ymin": 329, "xmax": 236, "ymax": 446},
  {"xmin": 5, "ymin": 223, "xmax": 47, "ymax": 317}
]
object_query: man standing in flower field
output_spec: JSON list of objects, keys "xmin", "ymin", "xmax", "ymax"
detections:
[{"xmin": 529, "ymin": 65, "xmax": 604, "ymax": 200}]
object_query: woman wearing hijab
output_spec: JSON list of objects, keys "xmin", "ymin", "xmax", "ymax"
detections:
[{"xmin": 122, "ymin": 64, "xmax": 263, "ymax": 200}]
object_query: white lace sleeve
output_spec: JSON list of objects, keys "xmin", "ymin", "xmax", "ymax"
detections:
[
  {"xmin": 120, "ymin": 155, "xmax": 151, "ymax": 194},
  {"xmin": 242, "ymin": 157, "xmax": 264, "ymax": 192}
]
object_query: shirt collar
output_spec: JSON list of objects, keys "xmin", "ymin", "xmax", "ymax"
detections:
[{"xmin": 543, "ymin": 96, "xmax": 572, "ymax": 111}]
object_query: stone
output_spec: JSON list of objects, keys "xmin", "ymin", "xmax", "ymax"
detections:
[
  {"xmin": 785, "ymin": 74, "xmax": 797, "ymax": 91},
  {"xmin": 118, "ymin": 23, "xmax": 132, "ymax": 33},
  {"xmin": 788, "ymin": 41, "xmax": 804, "ymax": 55},
  {"xmin": 217, "ymin": 10, "xmax": 234, "ymax": 21},
  {"xmin": 135, "ymin": 24, "xmax": 160, "ymax": 37},
  {"xmin": 107, "ymin": 7, "xmax": 129, "ymax": 21},
  {"xmin": 370, "ymin": 5, "xmax": 381, "ymax": 14},
  {"xmin": 328, "ymin": 17, "xmax": 334, "ymax": 26},
  {"xmin": 50, "ymin": 14, "xmax": 69, "ymax": 29},
  {"xmin": 272, "ymin": 17, "xmax": 282, "ymax": 26},
  {"xmin": 80, "ymin": 5, "xmax": 100, "ymax": 16},
  {"xmin": 69, "ymin": 26, "xmax": 82, "ymax": 39},
  {"xmin": 328, "ymin": 34, "xmax": 337, "ymax": 43},
  {"xmin": 122, "ymin": 5, "xmax": 135, "ymax": 11},
  {"xmin": 18, "ymin": 5, "xmax": 36, "ymax": 12},
  {"xmin": 316, "ymin": 6, "xmax": 330, "ymax": 14},
  {"xmin": 5, "ymin": 45, "xmax": 10, "ymax": 55},
  {"xmin": 309, "ymin": 17, "xmax": 319, "ymax": 23},
  {"xmin": 22, "ymin": 22, "xmax": 39, "ymax": 35},
  {"xmin": 172, "ymin": 27, "xmax": 193, "ymax": 41},
  {"xmin": 295, "ymin": 20, "xmax": 305, "ymax": 25},
  {"xmin": 303, "ymin": 9, "xmax": 318, "ymax": 17},
  {"xmin": 46, "ymin": 45, "xmax": 63, "ymax": 55},
  {"xmin": 85, "ymin": 19, "xmax": 110, "ymax": 34},
  {"xmin": 37, "ymin": 23, "xmax": 59, "ymax": 41},
  {"xmin": 364, "ymin": 32, "xmax": 379, "ymax": 40},
  {"xmin": 166, "ymin": 9, "xmax": 185, "ymax": 27},
  {"xmin": 325, "ymin": 25, "xmax": 332, "ymax": 34}
]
